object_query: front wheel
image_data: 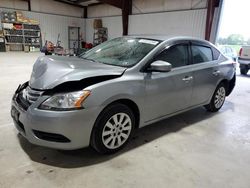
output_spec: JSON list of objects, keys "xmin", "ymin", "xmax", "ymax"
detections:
[
  {"xmin": 204, "ymin": 83, "xmax": 226, "ymax": 112},
  {"xmin": 91, "ymin": 103, "xmax": 135, "ymax": 154}
]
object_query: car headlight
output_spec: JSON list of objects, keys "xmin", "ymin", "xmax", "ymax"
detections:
[{"xmin": 39, "ymin": 90, "xmax": 91, "ymax": 111}]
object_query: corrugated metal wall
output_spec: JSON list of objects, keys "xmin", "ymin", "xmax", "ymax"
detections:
[
  {"xmin": 0, "ymin": 8, "xmax": 85, "ymax": 48},
  {"xmin": 85, "ymin": 9, "xmax": 207, "ymax": 43},
  {"xmin": 87, "ymin": 0, "xmax": 207, "ymax": 18},
  {"xmin": 129, "ymin": 9, "xmax": 207, "ymax": 39},
  {"xmin": 86, "ymin": 16, "xmax": 122, "ymax": 43}
]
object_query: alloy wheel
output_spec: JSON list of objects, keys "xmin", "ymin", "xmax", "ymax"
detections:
[
  {"xmin": 214, "ymin": 87, "xmax": 226, "ymax": 109},
  {"xmin": 102, "ymin": 113, "xmax": 132, "ymax": 149}
]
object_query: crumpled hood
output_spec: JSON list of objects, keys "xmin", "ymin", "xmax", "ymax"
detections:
[{"xmin": 29, "ymin": 56, "xmax": 126, "ymax": 90}]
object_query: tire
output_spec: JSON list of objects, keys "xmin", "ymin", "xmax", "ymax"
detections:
[
  {"xmin": 91, "ymin": 103, "xmax": 135, "ymax": 154},
  {"xmin": 204, "ymin": 83, "xmax": 226, "ymax": 112},
  {"xmin": 240, "ymin": 66, "xmax": 248, "ymax": 75}
]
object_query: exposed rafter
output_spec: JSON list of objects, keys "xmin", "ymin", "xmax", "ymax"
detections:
[
  {"xmin": 54, "ymin": 0, "xmax": 85, "ymax": 8},
  {"xmin": 98, "ymin": 0, "xmax": 122, "ymax": 8},
  {"xmin": 53, "ymin": 0, "xmax": 132, "ymax": 35},
  {"xmin": 205, "ymin": 0, "xmax": 220, "ymax": 40},
  {"xmin": 98, "ymin": 0, "xmax": 132, "ymax": 35}
]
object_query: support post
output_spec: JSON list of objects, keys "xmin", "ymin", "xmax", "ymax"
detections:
[
  {"xmin": 83, "ymin": 6, "xmax": 87, "ymax": 18},
  {"xmin": 205, "ymin": 0, "xmax": 220, "ymax": 41},
  {"xmin": 98, "ymin": 0, "xmax": 132, "ymax": 36},
  {"xmin": 122, "ymin": 0, "xmax": 129, "ymax": 35},
  {"xmin": 27, "ymin": 0, "xmax": 31, "ymax": 11}
]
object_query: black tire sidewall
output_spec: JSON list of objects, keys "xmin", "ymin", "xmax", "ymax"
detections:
[
  {"xmin": 91, "ymin": 103, "xmax": 135, "ymax": 154},
  {"xmin": 240, "ymin": 67, "xmax": 248, "ymax": 75},
  {"xmin": 206, "ymin": 83, "xmax": 226, "ymax": 112}
]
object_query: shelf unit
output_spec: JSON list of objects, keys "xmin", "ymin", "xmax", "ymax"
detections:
[
  {"xmin": 93, "ymin": 27, "xmax": 108, "ymax": 46},
  {"xmin": 1, "ymin": 22, "xmax": 41, "ymax": 52}
]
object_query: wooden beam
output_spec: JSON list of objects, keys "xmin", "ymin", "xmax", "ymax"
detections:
[
  {"xmin": 205, "ymin": 0, "xmax": 218, "ymax": 40},
  {"xmin": 122, "ymin": 0, "xmax": 131, "ymax": 35},
  {"xmin": 97, "ymin": 0, "xmax": 132, "ymax": 36},
  {"xmin": 83, "ymin": 6, "xmax": 88, "ymax": 18},
  {"xmin": 87, "ymin": 3, "xmax": 103, "ymax": 7},
  {"xmin": 98, "ymin": 0, "xmax": 122, "ymax": 8},
  {"xmin": 27, "ymin": 0, "xmax": 31, "ymax": 11},
  {"xmin": 77, "ymin": 0, "xmax": 92, "ymax": 3},
  {"xmin": 54, "ymin": 0, "xmax": 85, "ymax": 8}
]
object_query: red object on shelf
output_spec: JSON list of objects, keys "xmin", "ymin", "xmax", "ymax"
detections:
[
  {"xmin": 13, "ymin": 24, "xmax": 23, "ymax": 30},
  {"xmin": 85, "ymin": 43, "xmax": 93, "ymax": 49}
]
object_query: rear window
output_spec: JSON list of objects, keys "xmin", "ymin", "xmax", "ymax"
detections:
[{"xmin": 191, "ymin": 45, "xmax": 213, "ymax": 64}]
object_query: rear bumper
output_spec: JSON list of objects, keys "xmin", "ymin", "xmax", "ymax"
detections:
[
  {"xmin": 11, "ymin": 92, "xmax": 101, "ymax": 150},
  {"xmin": 227, "ymin": 73, "xmax": 236, "ymax": 96},
  {"xmin": 238, "ymin": 58, "xmax": 250, "ymax": 67}
]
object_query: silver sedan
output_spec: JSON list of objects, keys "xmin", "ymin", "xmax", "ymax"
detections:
[{"xmin": 11, "ymin": 36, "xmax": 236, "ymax": 153}]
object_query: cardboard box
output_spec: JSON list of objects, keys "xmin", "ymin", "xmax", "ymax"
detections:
[
  {"xmin": 93, "ymin": 19, "xmax": 102, "ymax": 29},
  {"xmin": 5, "ymin": 45, "xmax": 10, "ymax": 52},
  {"xmin": 3, "ymin": 23, "xmax": 13, "ymax": 29},
  {"xmin": 24, "ymin": 45, "xmax": 30, "ymax": 52}
]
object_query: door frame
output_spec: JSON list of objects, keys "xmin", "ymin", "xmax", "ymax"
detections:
[{"xmin": 68, "ymin": 26, "xmax": 80, "ymax": 53}]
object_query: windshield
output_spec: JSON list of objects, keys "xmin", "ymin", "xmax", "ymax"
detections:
[{"xmin": 80, "ymin": 37, "xmax": 160, "ymax": 67}]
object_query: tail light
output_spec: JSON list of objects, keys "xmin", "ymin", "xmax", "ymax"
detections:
[{"xmin": 239, "ymin": 48, "xmax": 242, "ymax": 56}]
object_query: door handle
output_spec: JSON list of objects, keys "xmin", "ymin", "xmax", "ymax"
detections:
[
  {"xmin": 213, "ymin": 70, "xmax": 220, "ymax": 76},
  {"xmin": 182, "ymin": 76, "xmax": 193, "ymax": 82}
]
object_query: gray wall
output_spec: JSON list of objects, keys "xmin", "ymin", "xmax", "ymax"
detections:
[
  {"xmin": 0, "ymin": 0, "xmax": 84, "ymax": 18},
  {"xmin": 85, "ymin": 9, "xmax": 207, "ymax": 43},
  {"xmin": 1, "ymin": 0, "xmax": 215, "ymax": 46},
  {"xmin": 0, "ymin": 8, "xmax": 85, "ymax": 48},
  {"xmin": 85, "ymin": 0, "xmax": 208, "ymax": 43},
  {"xmin": 88, "ymin": 0, "xmax": 207, "ymax": 17}
]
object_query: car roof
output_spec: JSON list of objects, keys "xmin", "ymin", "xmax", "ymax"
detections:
[{"xmin": 127, "ymin": 35, "xmax": 209, "ymax": 44}]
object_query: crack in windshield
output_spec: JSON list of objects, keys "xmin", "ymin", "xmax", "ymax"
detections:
[{"xmin": 80, "ymin": 37, "xmax": 161, "ymax": 67}]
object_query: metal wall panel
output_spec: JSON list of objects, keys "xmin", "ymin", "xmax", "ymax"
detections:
[
  {"xmin": 128, "ymin": 9, "xmax": 207, "ymax": 39},
  {"xmin": 87, "ymin": 0, "xmax": 208, "ymax": 18},
  {"xmin": 85, "ymin": 16, "xmax": 122, "ymax": 43},
  {"xmin": 0, "ymin": 8, "xmax": 85, "ymax": 48},
  {"xmin": 30, "ymin": 0, "xmax": 84, "ymax": 18},
  {"xmin": 85, "ymin": 9, "xmax": 207, "ymax": 43}
]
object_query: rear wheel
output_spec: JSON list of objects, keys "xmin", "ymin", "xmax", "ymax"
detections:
[
  {"xmin": 91, "ymin": 103, "xmax": 135, "ymax": 154},
  {"xmin": 205, "ymin": 83, "xmax": 226, "ymax": 112},
  {"xmin": 240, "ymin": 66, "xmax": 248, "ymax": 75}
]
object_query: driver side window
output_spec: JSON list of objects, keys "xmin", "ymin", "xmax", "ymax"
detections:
[{"xmin": 154, "ymin": 44, "xmax": 189, "ymax": 68}]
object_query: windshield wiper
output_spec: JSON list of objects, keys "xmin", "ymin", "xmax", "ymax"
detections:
[
  {"xmin": 81, "ymin": 57, "xmax": 100, "ymax": 63},
  {"xmin": 102, "ymin": 62, "xmax": 128, "ymax": 68}
]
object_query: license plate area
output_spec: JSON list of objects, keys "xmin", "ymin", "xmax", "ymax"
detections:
[{"xmin": 11, "ymin": 106, "xmax": 26, "ymax": 133}]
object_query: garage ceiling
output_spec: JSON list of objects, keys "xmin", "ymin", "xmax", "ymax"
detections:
[
  {"xmin": 54, "ymin": 0, "xmax": 221, "ymax": 40},
  {"xmin": 54, "ymin": 0, "xmax": 101, "ymax": 7}
]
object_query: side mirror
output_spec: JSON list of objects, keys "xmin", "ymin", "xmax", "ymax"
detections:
[{"xmin": 148, "ymin": 60, "xmax": 172, "ymax": 72}]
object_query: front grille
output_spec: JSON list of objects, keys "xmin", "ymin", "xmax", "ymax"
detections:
[
  {"xmin": 33, "ymin": 130, "xmax": 71, "ymax": 143},
  {"xmin": 16, "ymin": 94, "xmax": 30, "ymax": 111},
  {"xmin": 26, "ymin": 86, "xmax": 43, "ymax": 104},
  {"xmin": 16, "ymin": 86, "xmax": 44, "ymax": 110}
]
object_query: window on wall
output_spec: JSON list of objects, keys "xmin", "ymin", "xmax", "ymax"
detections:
[
  {"xmin": 191, "ymin": 45, "xmax": 213, "ymax": 64},
  {"xmin": 154, "ymin": 44, "xmax": 189, "ymax": 68}
]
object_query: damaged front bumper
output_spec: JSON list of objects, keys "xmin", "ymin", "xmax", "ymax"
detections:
[{"xmin": 11, "ymin": 83, "xmax": 100, "ymax": 150}]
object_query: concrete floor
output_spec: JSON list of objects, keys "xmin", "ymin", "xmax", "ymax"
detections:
[{"xmin": 0, "ymin": 52, "xmax": 250, "ymax": 188}]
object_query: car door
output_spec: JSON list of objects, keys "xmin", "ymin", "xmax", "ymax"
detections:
[
  {"xmin": 144, "ymin": 43, "xmax": 194, "ymax": 122},
  {"xmin": 190, "ymin": 42, "xmax": 220, "ymax": 106}
]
